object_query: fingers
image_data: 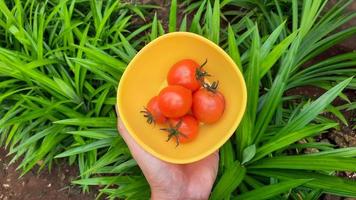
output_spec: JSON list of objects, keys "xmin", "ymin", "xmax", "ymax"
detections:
[
  {"xmin": 115, "ymin": 105, "xmax": 142, "ymax": 153},
  {"xmin": 117, "ymin": 116, "xmax": 172, "ymax": 178},
  {"xmin": 210, "ymin": 151, "xmax": 219, "ymax": 177},
  {"xmin": 115, "ymin": 105, "xmax": 171, "ymax": 173},
  {"xmin": 116, "ymin": 116, "xmax": 137, "ymax": 151},
  {"xmin": 115, "ymin": 108, "xmax": 146, "ymax": 158}
]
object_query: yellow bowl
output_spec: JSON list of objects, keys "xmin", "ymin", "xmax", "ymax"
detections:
[{"xmin": 117, "ymin": 32, "xmax": 247, "ymax": 164}]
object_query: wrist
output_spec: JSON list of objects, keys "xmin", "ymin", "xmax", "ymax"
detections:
[{"xmin": 151, "ymin": 187, "xmax": 209, "ymax": 200}]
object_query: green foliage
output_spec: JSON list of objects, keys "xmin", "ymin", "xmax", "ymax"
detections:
[
  {"xmin": 0, "ymin": 0, "xmax": 355, "ymax": 199},
  {"xmin": 236, "ymin": 179, "xmax": 311, "ymax": 200}
]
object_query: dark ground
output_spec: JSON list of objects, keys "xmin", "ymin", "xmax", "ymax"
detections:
[
  {"xmin": 0, "ymin": 148, "xmax": 96, "ymax": 200},
  {"xmin": 0, "ymin": 1, "xmax": 355, "ymax": 200}
]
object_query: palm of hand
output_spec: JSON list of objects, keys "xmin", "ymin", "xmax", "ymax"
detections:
[
  {"xmin": 117, "ymin": 118, "xmax": 219, "ymax": 200},
  {"xmin": 147, "ymin": 152, "xmax": 219, "ymax": 200}
]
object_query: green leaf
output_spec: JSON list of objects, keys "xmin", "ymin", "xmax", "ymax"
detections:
[
  {"xmin": 158, "ymin": 20, "xmax": 165, "ymax": 36},
  {"xmin": 251, "ymin": 155, "xmax": 356, "ymax": 171},
  {"xmin": 71, "ymin": 58, "xmax": 119, "ymax": 85},
  {"xmin": 94, "ymin": 1, "xmax": 119, "ymax": 40},
  {"xmin": 179, "ymin": 15, "xmax": 187, "ymax": 31},
  {"xmin": 253, "ymin": 123, "xmax": 337, "ymax": 161},
  {"xmin": 236, "ymin": 179, "xmax": 311, "ymax": 200},
  {"xmin": 236, "ymin": 116, "xmax": 253, "ymax": 160},
  {"xmin": 292, "ymin": 0, "xmax": 298, "ymax": 32},
  {"xmin": 220, "ymin": 140, "xmax": 235, "ymax": 170},
  {"xmin": 305, "ymin": 189, "xmax": 323, "ymax": 200},
  {"xmin": 260, "ymin": 31, "xmax": 298, "ymax": 78},
  {"xmin": 72, "ymin": 176, "xmax": 132, "ymax": 186},
  {"xmin": 10, "ymin": 125, "xmax": 64, "ymax": 154},
  {"xmin": 73, "ymin": 45, "xmax": 126, "ymax": 73},
  {"xmin": 271, "ymin": 77, "xmax": 352, "ymax": 140},
  {"xmin": 250, "ymin": 169, "xmax": 356, "ymax": 197},
  {"xmin": 99, "ymin": 177, "xmax": 149, "ymax": 198},
  {"xmin": 169, "ymin": 0, "xmax": 177, "ymax": 32},
  {"xmin": 83, "ymin": 144, "xmax": 125, "ymax": 175},
  {"xmin": 304, "ymin": 147, "xmax": 356, "ymax": 158},
  {"xmin": 119, "ymin": 33, "xmax": 137, "ymax": 60},
  {"xmin": 260, "ymin": 21, "xmax": 285, "ymax": 58},
  {"xmin": 326, "ymin": 105, "xmax": 348, "ymax": 126},
  {"xmin": 53, "ymin": 77, "xmax": 81, "ymax": 103},
  {"xmin": 127, "ymin": 5, "xmax": 145, "ymax": 21},
  {"xmin": 312, "ymin": 83, "xmax": 351, "ymax": 103},
  {"xmin": 21, "ymin": 132, "xmax": 67, "ymax": 175},
  {"xmin": 211, "ymin": 0, "xmax": 220, "ymax": 44},
  {"xmin": 127, "ymin": 23, "xmax": 152, "ymax": 41},
  {"xmin": 150, "ymin": 13, "xmax": 158, "ymax": 41},
  {"xmin": 189, "ymin": 0, "xmax": 206, "ymax": 34},
  {"xmin": 246, "ymin": 26, "xmax": 260, "ymax": 119},
  {"xmin": 94, "ymin": 85, "xmax": 111, "ymax": 116},
  {"xmin": 55, "ymin": 138, "xmax": 114, "ymax": 158},
  {"xmin": 205, "ymin": 0, "xmax": 213, "ymax": 40},
  {"xmin": 253, "ymin": 36, "xmax": 302, "ymax": 144},
  {"xmin": 243, "ymin": 26, "xmax": 260, "ymax": 147},
  {"xmin": 242, "ymin": 144, "xmax": 256, "ymax": 164},
  {"xmin": 66, "ymin": 129, "xmax": 118, "ymax": 139},
  {"xmin": 236, "ymin": 28, "xmax": 254, "ymax": 46},
  {"xmin": 243, "ymin": 175, "xmax": 264, "ymax": 189},
  {"xmin": 54, "ymin": 117, "xmax": 116, "ymax": 127},
  {"xmin": 227, "ymin": 24, "xmax": 242, "ymax": 71},
  {"xmin": 5, "ymin": 123, "xmax": 20, "ymax": 148},
  {"xmin": 210, "ymin": 162, "xmax": 246, "ymax": 200},
  {"xmin": 111, "ymin": 159, "xmax": 137, "ymax": 173}
]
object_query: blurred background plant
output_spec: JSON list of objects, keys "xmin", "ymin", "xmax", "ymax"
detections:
[{"xmin": 0, "ymin": 0, "xmax": 355, "ymax": 199}]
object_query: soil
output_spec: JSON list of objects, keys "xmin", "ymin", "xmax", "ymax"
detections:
[{"xmin": 0, "ymin": 148, "xmax": 96, "ymax": 200}]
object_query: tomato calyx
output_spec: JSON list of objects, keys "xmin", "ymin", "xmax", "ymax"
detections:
[
  {"xmin": 160, "ymin": 120, "xmax": 188, "ymax": 147},
  {"xmin": 203, "ymin": 80, "xmax": 219, "ymax": 93},
  {"xmin": 140, "ymin": 107, "xmax": 155, "ymax": 124},
  {"xmin": 195, "ymin": 59, "xmax": 210, "ymax": 83}
]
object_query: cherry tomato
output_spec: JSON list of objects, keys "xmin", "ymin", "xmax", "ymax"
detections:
[
  {"xmin": 162, "ymin": 115, "xmax": 199, "ymax": 146},
  {"xmin": 167, "ymin": 59, "xmax": 209, "ymax": 91},
  {"xmin": 192, "ymin": 82, "xmax": 225, "ymax": 124},
  {"xmin": 158, "ymin": 85, "xmax": 192, "ymax": 118},
  {"xmin": 141, "ymin": 96, "xmax": 167, "ymax": 124}
]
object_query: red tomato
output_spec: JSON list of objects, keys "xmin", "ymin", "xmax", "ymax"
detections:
[
  {"xmin": 158, "ymin": 85, "xmax": 192, "ymax": 118},
  {"xmin": 167, "ymin": 59, "xmax": 209, "ymax": 91},
  {"xmin": 141, "ymin": 96, "xmax": 167, "ymax": 124},
  {"xmin": 162, "ymin": 115, "xmax": 199, "ymax": 146},
  {"xmin": 192, "ymin": 82, "xmax": 225, "ymax": 124}
]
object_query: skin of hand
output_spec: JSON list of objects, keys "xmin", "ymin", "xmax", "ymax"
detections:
[{"xmin": 116, "ymin": 112, "xmax": 219, "ymax": 200}]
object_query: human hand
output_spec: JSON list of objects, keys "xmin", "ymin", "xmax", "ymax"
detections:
[{"xmin": 116, "ymin": 113, "xmax": 219, "ymax": 200}]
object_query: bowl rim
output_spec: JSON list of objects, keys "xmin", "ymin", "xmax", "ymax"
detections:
[{"xmin": 117, "ymin": 32, "xmax": 247, "ymax": 164}]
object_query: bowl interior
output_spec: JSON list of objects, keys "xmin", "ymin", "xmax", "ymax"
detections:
[{"xmin": 117, "ymin": 32, "xmax": 246, "ymax": 164}]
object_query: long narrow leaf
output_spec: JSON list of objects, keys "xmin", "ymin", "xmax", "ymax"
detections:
[
  {"xmin": 236, "ymin": 179, "xmax": 310, "ymax": 200},
  {"xmin": 210, "ymin": 162, "xmax": 246, "ymax": 200}
]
